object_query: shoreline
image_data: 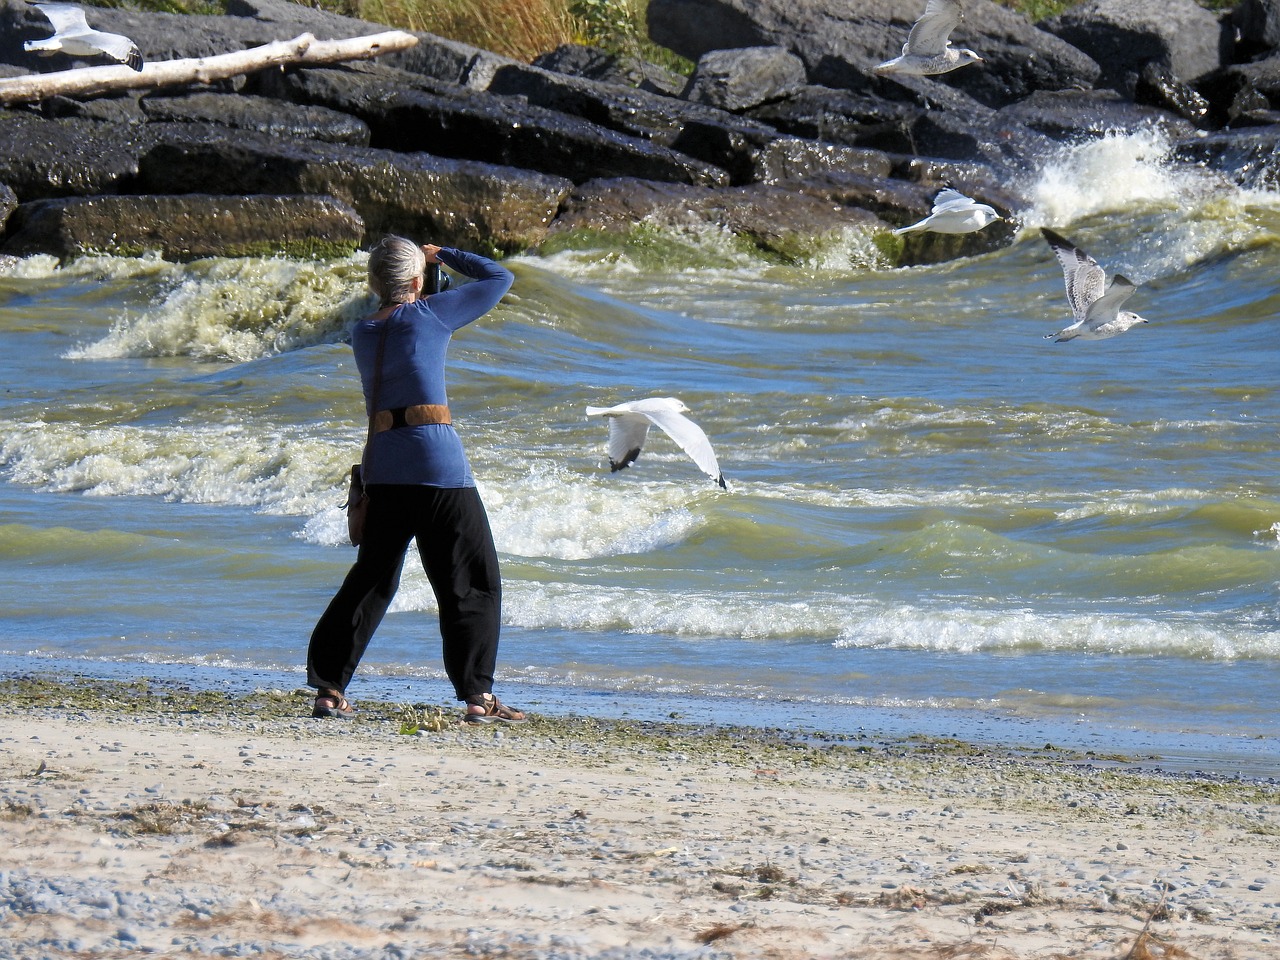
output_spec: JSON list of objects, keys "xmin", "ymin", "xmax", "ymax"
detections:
[
  {"xmin": 1, "ymin": 677, "xmax": 1278, "ymax": 959},
  {"xmin": 3, "ymin": 656, "xmax": 1278, "ymax": 782}
]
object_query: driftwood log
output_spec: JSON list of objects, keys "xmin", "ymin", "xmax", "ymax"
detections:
[{"xmin": 0, "ymin": 31, "xmax": 418, "ymax": 106}]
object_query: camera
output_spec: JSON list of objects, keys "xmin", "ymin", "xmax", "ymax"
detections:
[{"xmin": 425, "ymin": 262, "xmax": 452, "ymax": 295}]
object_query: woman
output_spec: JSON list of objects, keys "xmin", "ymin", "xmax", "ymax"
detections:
[{"xmin": 307, "ymin": 236, "xmax": 525, "ymax": 724}]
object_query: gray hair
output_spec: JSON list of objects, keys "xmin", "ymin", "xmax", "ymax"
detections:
[{"xmin": 368, "ymin": 235, "xmax": 426, "ymax": 306}]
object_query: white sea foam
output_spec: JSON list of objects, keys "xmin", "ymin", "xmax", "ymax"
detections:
[
  {"xmin": 380, "ymin": 571, "xmax": 1280, "ymax": 660},
  {"xmin": 1023, "ymin": 128, "xmax": 1280, "ymax": 280},
  {"xmin": 0, "ymin": 419, "xmax": 348, "ymax": 515},
  {"xmin": 64, "ymin": 255, "xmax": 372, "ymax": 363}
]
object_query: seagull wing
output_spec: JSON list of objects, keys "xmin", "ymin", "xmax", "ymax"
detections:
[
  {"xmin": 931, "ymin": 187, "xmax": 977, "ymax": 213},
  {"xmin": 584, "ymin": 406, "xmax": 652, "ymax": 472},
  {"xmin": 30, "ymin": 2, "xmax": 90, "ymax": 35},
  {"xmin": 904, "ymin": 0, "xmax": 962, "ymax": 57},
  {"xmin": 1082, "ymin": 275, "xmax": 1138, "ymax": 329},
  {"xmin": 88, "ymin": 29, "xmax": 142, "ymax": 68},
  {"xmin": 643, "ymin": 407, "xmax": 726, "ymax": 488},
  {"xmin": 1041, "ymin": 228, "xmax": 1107, "ymax": 322}
]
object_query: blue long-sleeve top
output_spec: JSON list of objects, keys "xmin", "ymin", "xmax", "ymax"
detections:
[{"xmin": 352, "ymin": 247, "xmax": 514, "ymax": 487}]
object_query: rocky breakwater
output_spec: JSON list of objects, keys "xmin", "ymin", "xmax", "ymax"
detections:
[{"xmin": 0, "ymin": 0, "xmax": 1278, "ymax": 265}]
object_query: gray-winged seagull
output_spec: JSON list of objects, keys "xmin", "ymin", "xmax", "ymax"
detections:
[
  {"xmin": 894, "ymin": 187, "xmax": 1001, "ymax": 235},
  {"xmin": 1041, "ymin": 227, "xmax": 1150, "ymax": 343},
  {"xmin": 586, "ymin": 397, "xmax": 727, "ymax": 489},
  {"xmin": 875, "ymin": 0, "xmax": 982, "ymax": 77},
  {"xmin": 25, "ymin": 2, "xmax": 144, "ymax": 71}
]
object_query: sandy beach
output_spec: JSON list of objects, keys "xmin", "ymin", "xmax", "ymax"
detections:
[{"xmin": 0, "ymin": 679, "xmax": 1277, "ymax": 960}]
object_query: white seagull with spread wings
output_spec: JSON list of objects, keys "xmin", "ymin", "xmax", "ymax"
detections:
[
  {"xmin": 875, "ymin": 0, "xmax": 982, "ymax": 77},
  {"xmin": 24, "ymin": 1, "xmax": 144, "ymax": 71},
  {"xmin": 1041, "ymin": 227, "xmax": 1150, "ymax": 343},
  {"xmin": 586, "ymin": 397, "xmax": 727, "ymax": 489},
  {"xmin": 894, "ymin": 187, "xmax": 1001, "ymax": 235}
]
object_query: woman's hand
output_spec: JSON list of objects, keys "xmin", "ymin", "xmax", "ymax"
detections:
[{"xmin": 421, "ymin": 244, "xmax": 443, "ymax": 264}]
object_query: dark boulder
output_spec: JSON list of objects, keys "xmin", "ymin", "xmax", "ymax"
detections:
[
  {"xmin": 646, "ymin": 0, "xmax": 1100, "ymax": 108},
  {"xmin": 271, "ymin": 65, "xmax": 730, "ymax": 187},
  {"xmin": 494, "ymin": 53, "xmax": 1049, "ymax": 182},
  {"xmin": 1172, "ymin": 127, "xmax": 1280, "ymax": 189},
  {"xmin": 1232, "ymin": 0, "xmax": 1280, "ymax": 59},
  {"xmin": 681, "ymin": 46, "xmax": 806, "ymax": 111},
  {"xmin": 0, "ymin": 180, "xmax": 15, "ymax": 228},
  {"xmin": 1198, "ymin": 54, "xmax": 1280, "ymax": 126},
  {"xmin": 887, "ymin": 154, "xmax": 1023, "ymax": 203},
  {"xmin": 40, "ymin": 95, "xmax": 148, "ymax": 125},
  {"xmin": 748, "ymin": 138, "xmax": 893, "ymax": 185},
  {"xmin": 996, "ymin": 88, "xmax": 1199, "ymax": 141},
  {"xmin": 533, "ymin": 43, "xmax": 687, "ymax": 96},
  {"xmin": 1, "ymin": 193, "xmax": 363, "ymax": 260},
  {"xmin": 745, "ymin": 85, "xmax": 924, "ymax": 154},
  {"xmin": 1041, "ymin": 0, "xmax": 1232, "ymax": 94},
  {"xmin": 545, "ymin": 176, "xmax": 888, "ymax": 263},
  {"xmin": 134, "ymin": 124, "xmax": 572, "ymax": 253},
  {"xmin": 1134, "ymin": 62, "xmax": 1213, "ymax": 129},
  {"xmin": 904, "ymin": 0, "xmax": 1101, "ymax": 110},
  {"xmin": 870, "ymin": 75, "xmax": 1058, "ymax": 174},
  {"xmin": 0, "ymin": 113, "xmax": 159, "ymax": 200},
  {"xmin": 140, "ymin": 92, "xmax": 370, "ymax": 146},
  {"xmin": 484, "ymin": 60, "xmax": 778, "ymax": 182}
]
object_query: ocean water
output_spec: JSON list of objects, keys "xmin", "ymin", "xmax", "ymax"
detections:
[{"xmin": 2, "ymin": 130, "xmax": 1278, "ymax": 775}]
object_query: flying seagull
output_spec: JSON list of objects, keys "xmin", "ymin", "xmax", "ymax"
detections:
[
  {"xmin": 24, "ymin": 2, "xmax": 144, "ymax": 72},
  {"xmin": 894, "ymin": 187, "xmax": 1001, "ymax": 235},
  {"xmin": 1041, "ymin": 227, "xmax": 1150, "ymax": 343},
  {"xmin": 875, "ymin": 0, "xmax": 982, "ymax": 77},
  {"xmin": 585, "ymin": 397, "xmax": 727, "ymax": 489}
]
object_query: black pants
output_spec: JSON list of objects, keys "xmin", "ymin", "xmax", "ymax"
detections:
[{"xmin": 307, "ymin": 484, "xmax": 502, "ymax": 701}]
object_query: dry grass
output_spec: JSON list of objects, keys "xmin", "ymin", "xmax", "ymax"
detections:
[{"xmin": 350, "ymin": 0, "xmax": 577, "ymax": 60}]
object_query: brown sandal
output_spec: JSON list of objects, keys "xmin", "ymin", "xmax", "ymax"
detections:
[
  {"xmin": 464, "ymin": 693, "xmax": 526, "ymax": 724},
  {"xmin": 312, "ymin": 690, "xmax": 355, "ymax": 719}
]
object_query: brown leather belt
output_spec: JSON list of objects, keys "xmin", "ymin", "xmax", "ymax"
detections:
[{"xmin": 372, "ymin": 404, "xmax": 451, "ymax": 433}]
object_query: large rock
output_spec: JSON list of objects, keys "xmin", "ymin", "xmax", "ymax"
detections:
[
  {"xmin": 532, "ymin": 43, "xmax": 686, "ymax": 96},
  {"xmin": 681, "ymin": 46, "xmax": 806, "ymax": 111},
  {"xmin": 748, "ymin": 138, "xmax": 892, "ymax": 185},
  {"xmin": 646, "ymin": 0, "xmax": 1100, "ymax": 108},
  {"xmin": 483, "ymin": 61, "xmax": 778, "ymax": 182},
  {"xmin": 1172, "ymin": 128, "xmax": 1280, "ymax": 189},
  {"xmin": 868, "ymin": 75, "xmax": 1058, "ymax": 173},
  {"xmin": 1198, "ymin": 54, "xmax": 1280, "ymax": 125},
  {"xmin": 140, "ymin": 92, "xmax": 371, "ymax": 146},
  {"xmin": 268, "ymin": 65, "xmax": 730, "ymax": 187},
  {"xmin": 135, "ymin": 125, "xmax": 572, "ymax": 253},
  {"xmin": 746, "ymin": 85, "xmax": 923, "ymax": 154},
  {"xmin": 0, "ymin": 181, "xmax": 15, "ymax": 229},
  {"xmin": 1, "ymin": 193, "xmax": 363, "ymax": 260},
  {"xmin": 1041, "ymin": 0, "xmax": 1232, "ymax": 93},
  {"xmin": 1232, "ymin": 0, "xmax": 1280, "ymax": 58},
  {"xmin": 545, "ymin": 176, "xmax": 888, "ymax": 263},
  {"xmin": 995, "ymin": 88, "xmax": 1199, "ymax": 142},
  {"xmin": 0, "ymin": 113, "xmax": 158, "ymax": 200},
  {"xmin": 485, "ymin": 55, "xmax": 1047, "ymax": 182},
  {"xmin": 1133, "ymin": 62, "xmax": 1213, "ymax": 128}
]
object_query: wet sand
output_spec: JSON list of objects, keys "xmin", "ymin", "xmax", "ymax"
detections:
[{"xmin": 0, "ymin": 680, "xmax": 1277, "ymax": 959}]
